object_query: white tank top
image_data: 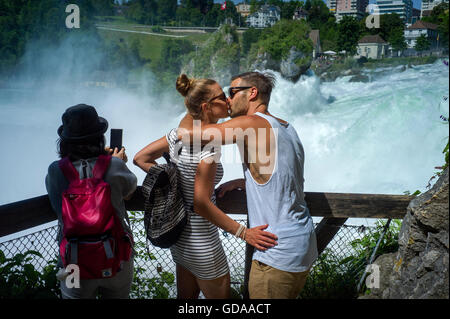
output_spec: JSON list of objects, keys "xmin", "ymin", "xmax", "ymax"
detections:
[{"xmin": 244, "ymin": 112, "xmax": 318, "ymax": 272}]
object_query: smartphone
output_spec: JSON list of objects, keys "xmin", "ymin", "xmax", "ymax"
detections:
[{"xmin": 110, "ymin": 129, "xmax": 123, "ymax": 151}]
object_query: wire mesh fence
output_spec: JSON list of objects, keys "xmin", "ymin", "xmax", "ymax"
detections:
[{"xmin": 0, "ymin": 213, "xmax": 383, "ymax": 299}]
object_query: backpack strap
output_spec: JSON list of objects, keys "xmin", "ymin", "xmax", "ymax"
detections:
[
  {"xmin": 92, "ymin": 155, "xmax": 112, "ymax": 179},
  {"xmin": 59, "ymin": 157, "xmax": 80, "ymax": 183}
]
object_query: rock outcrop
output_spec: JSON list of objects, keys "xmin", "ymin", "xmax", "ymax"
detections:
[
  {"xmin": 249, "ymin": 47, "xmax": 312, "ymax": 81},
  {"xmin": 360, "ymin": 168, "xmax": 449, "ymax": 299},
  {"xmin": 249, "ymin": 52, "xmax": 279, "ymax": 73},
  {"xmin": 280, "ymin": 47, "xmax": 311, "ymax": 82}
]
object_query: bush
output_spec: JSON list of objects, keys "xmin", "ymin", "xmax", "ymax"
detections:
[
  {"xmin": 0, "ymin": 249, "xmax": 60, "ymax": 299},
  {"xmin": 357, "ymin": 56, "xmax": 368, "ymax": 64},
  {"xmin": 151, "ymin": 26, "xmax": 166, "ymax": 34}
]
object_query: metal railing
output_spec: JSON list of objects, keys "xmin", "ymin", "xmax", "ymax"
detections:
[
  {"xmin": 0, "ymin": 187, "xmax": 410, "ymax": 298},
  {"xmin": 0, "ymin": 214, "xmax": 380, "ymax": 299}
]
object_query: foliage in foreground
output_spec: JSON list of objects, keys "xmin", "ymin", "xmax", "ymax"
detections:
[
  {"xmin": 300, "ymin": 219, "xmax": 402, "ymax": 299},
  {"xmin": 0, "ymin": 249, "xmax": 60, "ymax": 299}
]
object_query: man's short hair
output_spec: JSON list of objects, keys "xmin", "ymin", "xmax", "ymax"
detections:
[{"xmin": 231, "ymin": 72, "xmax": 276, "ymax": 105}]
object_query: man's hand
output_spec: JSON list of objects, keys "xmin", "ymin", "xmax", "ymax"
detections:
[{"xmin": 216, "ymin": 179, "xmax": 245, "ymax": 198}]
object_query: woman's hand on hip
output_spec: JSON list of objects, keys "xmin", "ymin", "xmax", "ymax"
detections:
[{"xmin": 245, "ymin": 224, "xmax": 278, "ymax": 251}]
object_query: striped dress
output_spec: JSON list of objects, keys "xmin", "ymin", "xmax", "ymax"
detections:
[{"xmin": 166, "ymin": 128, "xmax": 229, "ymax": 280}]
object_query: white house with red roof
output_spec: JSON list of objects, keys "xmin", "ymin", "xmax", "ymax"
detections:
[
  {"xmin": 355, "ymin": 35, "xmax": 389, "ymax": 59},
  {"xmin": 404, "ymin": 20, "xmax": 440, "ymax": 48}
]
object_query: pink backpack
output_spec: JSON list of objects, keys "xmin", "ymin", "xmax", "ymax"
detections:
[{"xmin": 58, "ymin": 155, "xmax": 133, "ymax": 280}]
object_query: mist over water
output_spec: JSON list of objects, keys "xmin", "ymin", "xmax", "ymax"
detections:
[
  {"xmin": 0, "ymin": 37, "xmax": 448, "ymax": 228},
  {"xmin": 273, "ymin": 62, "xmax": 449, "ymax": 195}
]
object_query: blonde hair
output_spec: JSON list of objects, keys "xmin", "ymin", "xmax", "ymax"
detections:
[{"xmin": 176, "ymin": 74, "xmax": 217, "ymax": 119}]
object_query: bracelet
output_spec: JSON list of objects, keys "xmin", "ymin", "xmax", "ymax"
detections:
[
  {"xmin": 235, "ymin": 224, "xmax": 245, "ymax": 239},
  {"xmin": 242, "ymin": 227, "xmax": 247, "ymax": 241}
]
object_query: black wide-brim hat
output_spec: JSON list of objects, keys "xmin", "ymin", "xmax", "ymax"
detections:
[{"xmin": 58, "ymin": 104, "xmax": 108, "ymax": 141}]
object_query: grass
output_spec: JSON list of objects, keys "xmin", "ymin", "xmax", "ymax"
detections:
[{"xmin": 97, "ymin": 23, "xmax": 212, "ymax": 69}]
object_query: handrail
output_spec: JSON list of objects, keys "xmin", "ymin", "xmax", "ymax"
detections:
[
  {"xmin": 0, "ymin": 187, "xmax": 412, "ymax": 299},
  {"xmin": 0, "ymin": 187, "xmax": 411, "ymax": 238}
]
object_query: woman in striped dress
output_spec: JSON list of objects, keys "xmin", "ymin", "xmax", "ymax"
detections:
[{"xmin": 134, "ymin": 74, "xmax": 277, "ymax": 299}]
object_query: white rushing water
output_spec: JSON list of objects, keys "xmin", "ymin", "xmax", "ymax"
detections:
[{"xmin": 0, "ymin": 60, "xmax": 448, "ymax": 230}]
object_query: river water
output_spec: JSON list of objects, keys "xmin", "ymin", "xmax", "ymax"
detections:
[{"xmin": 0, "ymin": 60, "xmax": 448, "ymax": 229}]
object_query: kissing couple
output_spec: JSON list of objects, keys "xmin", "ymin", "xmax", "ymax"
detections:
[{"xmin": 134, "ymin": 71, "xmax": 318, "ymax": 299}]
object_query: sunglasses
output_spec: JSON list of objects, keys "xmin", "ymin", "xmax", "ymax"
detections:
[
  {"xmin": 228, "ymin": 86, "xmax": 252, "ymax": 99},
  {"xmin": 207, "ymin": 91, "xmax": 227, "ymax": 103}
]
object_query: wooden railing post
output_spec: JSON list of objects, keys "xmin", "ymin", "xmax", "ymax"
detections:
[{"xmin": 315, "ymin": 217, "xmax": 348, "ymax": 255}]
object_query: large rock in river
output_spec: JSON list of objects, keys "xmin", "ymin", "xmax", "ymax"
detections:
[{"xmin": 280, "ymin": 47, "xmax": 312, "ymax": 82}]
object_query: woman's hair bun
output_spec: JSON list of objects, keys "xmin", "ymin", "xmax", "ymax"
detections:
[{"xmin": 176, "ymin": 74, "xmax": 194, "ymax": 97}]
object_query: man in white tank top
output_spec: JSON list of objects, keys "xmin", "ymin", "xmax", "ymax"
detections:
[{"xmin": 183, "ymin": 72, "xmax": 318, "ymax": 299}]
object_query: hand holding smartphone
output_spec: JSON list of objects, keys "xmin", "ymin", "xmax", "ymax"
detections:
[
  {"xmin": 110, "ymin": 129, "xmax": 123, "ymax": 152},
  {"xmin": 109, "ymin": 129, "xmax": 127, "ymax": 162}
]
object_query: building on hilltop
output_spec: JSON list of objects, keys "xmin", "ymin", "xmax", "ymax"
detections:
[
  {"xmin": 421, "ymin": 0, "xmax": 449, "ymax": 17},
  {"xmin": 236, "ymin": 3, "xmax": 251, "ymax": 17},
  {"xmin": 246, "ymin": 5, "xmax": 281, "ymax": 28},
  {"xmin": 327, "ymin": 0, "xmax": 337, "ymax": 12},
  {"xmin": 404, "ymin": 20, "xmax": 440, "ymax": 48},
  {"xmin": 355, "ymin": 34, "xmax": 389, "ymax": 59},
  {"xmin": 374, "ymin": 0, "xmax": 413, "ymax": 23},
  {"xmin": 327, "ymin": 0, "xmax": 369, "ymax": 22}
]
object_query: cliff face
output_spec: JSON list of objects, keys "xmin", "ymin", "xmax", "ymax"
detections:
[
  {"xmin": 181, "ymin": 25, "xmax": 240, "ymax": 88},
  {"xmin": 361, "ymin": 168, "xmax": 449, "ymax": 299}
]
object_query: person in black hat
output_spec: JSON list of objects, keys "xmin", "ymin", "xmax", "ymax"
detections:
[
  {"xmin": 45, "ymin": 104, "xmax": 137, "ymax": 299},
  {"xmin": 57, "ymin": 103, "xmax": 128, "ymax": 161}
]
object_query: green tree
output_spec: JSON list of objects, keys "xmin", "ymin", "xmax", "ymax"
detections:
[
  {"xmin": 389, "ymin": 28, "xmax": 407, "ymax": 51},
  {"xmin": 180, "ymin": 0, "xmax": 211, "ymax": 14},
  {"xmin": 157, "ymin": 38, "xmax": 194, "ymax": 74},
  {"xmin": 438, "ymin": 13, "xmax": 449, "ymax": 48},
  {"xmin": 422, "ymin": 2, "xmax": 449, "ymax": 24},
  {"xmin": 155, "ymin": 0, "xmax": 177, "ymax": 24},
  {"xmin": 415, "ymin": 34, "xmax": 431, "ymax": 51},
  {"xmin": 126, "ymin": 0, "xmax": 158, "ymax": 24},
  {"xmin": 205, "ymin": 4, "xmax": 221, "ymax": 26},
  {"xmin": 306, "ymin": 0, "xmax": 332, "ymax": 29},
  {"xmin": 0, "ymin": 0, "xmax": 96, "ymax": 74},
  {"xmin": 422, "ymin": 2, "xmax": 449, "ymax": 48},
  {"xmin": 256, "ymin": 19, "xmax": 312, "ymax": 61},
  {"xmin": 320, "ymin": 18, "xmax": 339, "ymax": 51},
  {"xmin": 91, "ymin": 0, "xmax": 115, "ymax": 16},
  {"xmin": 242, "ymin": 27, "xmax": 263, "ymax": 54},
  {"xmin": 378, "ymin": 13, "xmax": 404, "ymax": 44},
  {"xmin": 280, "ymin": 1, "xmax": 304, "ymax": 20},
  {"xmin": 125, "ymin": 1, "xmax": 144, "ymax": 23},
  {"xmin": 249, "ymin": 0, "xmax": 260, "ymax": 14},
  {"xmin": 189, "ymin": 7, "xmax": 204, "ymax": 26},
  {"xmin": 337, "ymin": 16, "xmax": 361, "ymax": 55}
]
